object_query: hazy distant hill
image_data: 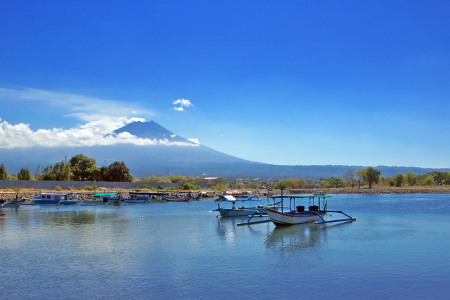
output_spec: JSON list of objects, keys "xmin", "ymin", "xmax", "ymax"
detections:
[{"xmin": 1, "ymin": 121, "xmax": 449, "ymax": 178}]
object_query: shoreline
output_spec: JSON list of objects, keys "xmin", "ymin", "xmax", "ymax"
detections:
[
  {"xmin": 1, "ymin": 187, "xmax": 450, "ymax": 202},
  {"xmin": 277, "ymin": 187, "xmax": 450, "ymax": 195}
]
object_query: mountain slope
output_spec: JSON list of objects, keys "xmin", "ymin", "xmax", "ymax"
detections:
[{"xmin": 0, "ymin": 121, "xmax": 449, "ymax": 178}]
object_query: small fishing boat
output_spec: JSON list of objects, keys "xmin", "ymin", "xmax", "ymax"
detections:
[
  {"xmin": 32, "ymin": 193, "xmax": 80, "ymax": 205},
  {"xmin": 265, "ymin": 194, "xmax": 356, "ymax": 226},
  {"xmin": 129, "ymin": 191, "xmax": 167, "ymax": 203},
  {"xmin": 213, "ymin": 195, "xmax": 281, "ymax": 217},
  {"xmin": 164, "ymin": 195, "xmax": 191, "ymax": 202}
]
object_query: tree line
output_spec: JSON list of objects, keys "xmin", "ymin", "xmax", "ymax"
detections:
[
  {"xmin": 320, "ymin": 167, "xmax": 446, "ymax": 188},
  {"xmin": 0, "ymin": 154, "xmax": 133, "ymax": 182}
]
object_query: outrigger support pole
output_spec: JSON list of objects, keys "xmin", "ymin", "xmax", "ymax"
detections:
[{"xmin": 314, "ymin": 210, "xmax": 356, "ymax": 224}]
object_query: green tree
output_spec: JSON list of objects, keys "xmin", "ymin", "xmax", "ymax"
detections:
[
  {"xmin": 101, "ymin": 161, "xmax": 132, "ymax": 182},
  {"xmin": 393, "ymin": 173, "xmax": 405, "ymax": 187},
  {"xmin": 320, "ymin": 179, "xmax": 330, "ymax": 188},
  {"xmin": 180, "ymin": 183, "xmax": 200, "ymax": 190},
  {"xmin": 365, "ymin": 167, "xmax": 381, "ymax": 188},
  {"xmin": 273, "ymin": 178, "xmax": 305, "ymax": 190},
  {"xmin": 355, "ymin": 169, "xmax": 366, "ymax": 189},
  {"xmin": 63, "ymin": 162, "xmax": 72, "ymax": 181},
  {"xmin": 424, "ymin": 176, "xmax": 434, "ymax": 186},
  {"xmin": 69, "ymin": 154, "xmax": 97, "ymax": 181},
  {"xmin": 17, "ymin": 167, "xmax": 31, "ymax": 180},
  {"xmin": 328, "ymin": 176, "xmax": 344, "ymax": 188},
  {"xmin": 0, "ymin": 163, "xmax": 7, "ymax": 180},
  {"xmin": 42, "ymin": 173, "xmax": 57, "ymax": 181},
  {"xmin": 443, "ymin": 173, "xmax": 450, "ymax": 186},
  {"xmin": 405, "ymin": 171, "xmax": 416, "ymax": 186}
]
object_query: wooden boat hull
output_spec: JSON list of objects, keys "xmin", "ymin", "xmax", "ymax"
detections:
[
  {"xmin": 266, "ymin": 209, "xmax": 325, "ymax": 226},
  {"xmin": 32, "ymin": 199, "xmax": 60, "ymax": 205},
  {"xmin": 216, "ymin": 201, "xmax": 282, "ymax": 218},
  {"xmin": 218, "ymin": 206, "xmax": 267, "ymax": 217},
  {"xmin": 58, "ymin": 200, "xmax": 80, "ymax": 205}
]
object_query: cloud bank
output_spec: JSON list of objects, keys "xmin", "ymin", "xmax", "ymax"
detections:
[
  {"xmin": 173, "ymin": 98, "xmax": 192, "ymax": 111},
  {"xmin": 0, "ymin": 87, "xmax": 200, "ymax": 148},
  {"xmin": 0, "ymin": 118, "xmax": 199, "ymax": 148}
]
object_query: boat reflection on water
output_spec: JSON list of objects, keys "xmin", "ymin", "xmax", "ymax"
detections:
[
  {"xmin": 265, "ymin": 220, "xmax": 355, "ymax": 252},
  {"xmin": 216, "ymin": 217, "xmax": 242, "ymax": 243},
  {"xmin": 265, "ymin": 223, "xmax": 325, "ymax": 251}
]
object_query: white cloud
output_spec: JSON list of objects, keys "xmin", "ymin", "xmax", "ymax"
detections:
[
  {"xmin": 174, "ymin": 107, "xmax": 184, "ymax": 111},
  {"xmin": 0, "ymin": 87, "xmax": 154, "ymax": 122},
  {"xmin": 188, "ymin": 138, "xmax": 200, "ymax": 144},
  {"xmin": 170, "ymin": 134, "xmax": 176, "ymax": 138},
  {"xmin": 173, "ymin": 98, "xmax": 192, "ymax": 107},
  {"xmin": 0, "ymin": 118, "xmax": 199, "ymax": 148}
]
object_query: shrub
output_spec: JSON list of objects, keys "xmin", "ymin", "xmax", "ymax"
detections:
[
  {"xmin": 135, "ymin": 184, "xmax": 150, "ymax": 189},
  {"xmin": 406, "ymin": 171, "xmax": 416, "ymax": 186},
  {"xmin": 212, "ymin": 183, "xmax": 225, "ymax": 191},
  {"xmin": 84, "ymin": 185, "xmax": 94, "ymax": 191},
  {"xmin": 180, "ymin": 183, "xmax": 200, "ymax": 190},
  {"xmin": 389, "ymin": 179, "xmax": 395, "ymax": 187},
  {"xmin": 158, "ymin": 185, "xmax": 164, "ymax": 190},
  {"xmin": 425, "ymin": 176, "xmax": 434, "ymax": 186},
  {"xmin": 393, "ymin": 174, "xmax": 405, "ymax": 187},
  {"xmin": 42, "ymin": 173, "xmax": 57, "ymax": 181},
  {"xmin": 55, "ymin": 186, "xmax": 62, "ymax": 191}
]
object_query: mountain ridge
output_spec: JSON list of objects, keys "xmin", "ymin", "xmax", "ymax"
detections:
[{"xmin": 0, "ymin": 121, "xmax": 449, "ymax": 178}]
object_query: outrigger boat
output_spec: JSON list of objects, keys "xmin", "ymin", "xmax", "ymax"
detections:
[
  {"xmin": 32, "ymin": 192, "xmax": 82, "ymax": 205},
  {"xmin": 265, "ymin": 194, "xmax": 356, "ymax": 226},
  {"xmin": 213, "ymin": 195, "xmax": 282, "ymax": 217}
]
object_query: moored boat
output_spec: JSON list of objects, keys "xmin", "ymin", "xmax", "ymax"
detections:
[
  {"xmin": 32, "ymin": 193, "xmax": 80, "ymax": 205},
  {"xmin": 213, "ymin": 195, "xmax": 281, "ymax": 217},
  {"xmin": 266, "ymin": 194, "xmax": 356, "ymax": 226}
]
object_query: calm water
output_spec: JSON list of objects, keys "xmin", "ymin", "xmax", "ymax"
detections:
[{"xmin": 1, "ymin": 194, "xmax": 450, "ymax": 299}]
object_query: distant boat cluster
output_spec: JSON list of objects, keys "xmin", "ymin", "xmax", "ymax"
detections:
[{"xmin": 1, "ymin": 189, "xmax": 356, "ymax": 228}]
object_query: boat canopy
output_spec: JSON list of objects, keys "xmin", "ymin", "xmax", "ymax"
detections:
[
  {"xmin": 270, "ymin": 194, "xmax": 332, "ymax": 199},
  {"xmin": 214, "ymin": 195, "xmax": 260, "ymax": 202},
  {"xmin": 91, "ymin": 192, "xmax": 119, "ymax": 197}
]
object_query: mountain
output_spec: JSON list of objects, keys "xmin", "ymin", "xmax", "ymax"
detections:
[
  {"xmin": 113, "ymin": 120, "xmax": 191, "ymax": 143},
  {"xmin": 1, "ymin": 120, "xmax": 449, "ymax": 178}
]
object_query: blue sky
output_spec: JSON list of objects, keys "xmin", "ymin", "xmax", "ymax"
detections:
[{"xmin": 1, "ymin": 0, "xmax": 449, "ymax": 168}]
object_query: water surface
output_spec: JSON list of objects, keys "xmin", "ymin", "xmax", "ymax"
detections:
[{"xmin": 1, "ymin": 194, "xmax": 449, "ymax": 299}]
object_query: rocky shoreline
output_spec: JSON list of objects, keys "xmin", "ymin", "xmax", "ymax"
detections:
[{"xmin": 1, "ymin": 187, "xmax": 449, "ymax": 203}]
